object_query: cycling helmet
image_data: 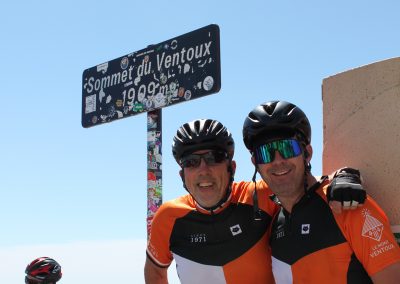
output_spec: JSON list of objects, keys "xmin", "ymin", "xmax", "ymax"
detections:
[
  {"xmin": 243, "ymin": 100, "xmax": 311, "ymax": 151},
  {"xmin": 25, "ymin": 257, "xmax": 62, "ymax": 284},
  {"xmin": 172, "ymin": 119, "xmax": 235, "ymax": 162}
]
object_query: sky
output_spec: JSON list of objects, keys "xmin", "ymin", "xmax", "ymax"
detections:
[{"xmin": 1, "ymin": 0, "xmax": 400, "ymax": 283}]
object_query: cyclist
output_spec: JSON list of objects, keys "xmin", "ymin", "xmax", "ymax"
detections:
[{"xmin": 242, "ymin": 100, "xmax": 400, "ymax": 283}]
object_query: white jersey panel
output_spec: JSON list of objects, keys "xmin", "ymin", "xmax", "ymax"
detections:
[
  {"xmin": 173, "ymin": 253, "xmax": 226, "ymax": 284},
  {"xmin": 272, "ymin": 256, "xmax": 292, "ymax": 284}
]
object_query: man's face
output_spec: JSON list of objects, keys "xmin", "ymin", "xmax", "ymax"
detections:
[
  {"xmin": 182, "ymin": 150, "xmax": 235, "ymax": 208},
  {"xmin": 254, "ymin": 142, "xmax": 312, "ymax": 198}
]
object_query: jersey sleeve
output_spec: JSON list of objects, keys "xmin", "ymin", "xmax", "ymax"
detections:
[
  {"xmin": 334, "ymin": 194, "xmax": 400, "ymax": 276},
  {"xmin": 146, "ymin": 203, "xmax": 175, "ymax": 268}
]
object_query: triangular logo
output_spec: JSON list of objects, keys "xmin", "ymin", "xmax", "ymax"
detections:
[{"xmin": 361, "ymin": 210, "xmax": 383, "ymax": 241}]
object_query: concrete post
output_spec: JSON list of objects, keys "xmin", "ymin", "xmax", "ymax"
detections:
[{"xmin": 322, "ymin": 57, "xmax": 400, "ymax": 243}]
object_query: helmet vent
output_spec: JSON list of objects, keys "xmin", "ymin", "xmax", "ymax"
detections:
[
  {"xmin": 181, "ymin": 124, "xmax": 193, "ymax": 139},
  {"xmin": 284, "ymin": 103, "xmax": 296, "ymax": 115},
  {"xmin": 263, "ymin": 101, "xmax": 278, "ymax": 116},
  {"xmin": 211, "ymin": 121, "xmax": 223, "ymax": 135},
  {"xmin": 204, "ymin": 119, "xmax": 213, "ymax": 134},
  {"xmin": 193, "ymin": 120, "xmax": 201, "ymax": 135},
  {"xmin": 247, "ymin": 112, "xmax": 258, "ymax": 121}
]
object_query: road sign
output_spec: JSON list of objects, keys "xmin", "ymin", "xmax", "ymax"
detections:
[{"xmin": 82, "ymin": 24, "xmax": 221, "ymax": 128}]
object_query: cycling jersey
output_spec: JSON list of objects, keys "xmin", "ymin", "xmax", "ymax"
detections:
[
  {"xmin": 270, "ymin": 178, "xmax": 400, "ymax": 284},
  {"xmin": 147, "ymin": 180, "xmax": 277, "ymax": 284}
]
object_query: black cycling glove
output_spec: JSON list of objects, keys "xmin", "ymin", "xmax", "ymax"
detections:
[{"xmin": 327, "ymin": 167, "xmax": 366, "ymax": 206}]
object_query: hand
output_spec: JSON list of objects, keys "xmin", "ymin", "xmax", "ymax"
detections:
[{"xmin": 327, "ymin": 167, "xmax": 366, "ymax": 212}]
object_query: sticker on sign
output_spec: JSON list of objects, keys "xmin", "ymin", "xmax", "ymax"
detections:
[{"xmin": 82, "ymin": 24, "xmax": 221, "ymax": 128}]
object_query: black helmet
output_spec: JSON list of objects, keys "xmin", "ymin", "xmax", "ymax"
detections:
[
  {"xmin": 243, "ymin": 101, "xmax": 311, "ymax": 151},
  {"xmin": 25, "ymin": 257, "xmax": 62, "ymax": 284},
  {"xmin": 172, "ymin": 119, "xmax": 235, "ymax": 162}
]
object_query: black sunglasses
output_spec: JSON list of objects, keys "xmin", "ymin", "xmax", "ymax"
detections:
[{"xmin": 180, "ymin": 150, "xmax": 228, "ymax": 168}]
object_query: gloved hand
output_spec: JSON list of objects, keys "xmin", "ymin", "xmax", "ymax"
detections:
[{"xmin": 327, "ymin": 167, "xmax": 366, "ymax": 210}]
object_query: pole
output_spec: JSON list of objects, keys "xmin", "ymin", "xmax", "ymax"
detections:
[{"xmin": 146, "ymin": 109, "xmax": 162, "ymax": 238}]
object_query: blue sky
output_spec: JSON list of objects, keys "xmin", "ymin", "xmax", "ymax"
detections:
[{"xmin": 1, "ymin": 0, "xmax": 399, "ymax": 283}]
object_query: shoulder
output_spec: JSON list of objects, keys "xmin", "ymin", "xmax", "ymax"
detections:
[
  {"xmin": 232, "ymin": 180, "xmax": 252, "ymax": 193},
  {"xmin": 155, "ymin": 195, "xmax": 195, "ymax": 219},
  {"xmin": 150, "ymin": 196, "xmax": 196, "ymax": 233},
  {"xmin": 232, "ymin": 179, "xmax": 273, "ymax": 195},
  {"xmin": 150, "ymin": 195, "xmax": 195, "ymax": 238},
  {"xmin": 232, "ymin": 179, "xmax": 278, "ymax": 215}
]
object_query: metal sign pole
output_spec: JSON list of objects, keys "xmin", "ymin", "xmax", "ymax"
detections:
[{"xmin": 146, "ymin": 109, "xmax": 162, "ymax": 238}]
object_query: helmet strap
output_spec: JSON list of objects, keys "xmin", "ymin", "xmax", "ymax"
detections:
[
  {"xmin": 303, "ymin": 157, "xmax": 312, "ymax": 194},
  {"xmin": 252, "ymin": 165, "xmax": 262, "ymax": 221}
]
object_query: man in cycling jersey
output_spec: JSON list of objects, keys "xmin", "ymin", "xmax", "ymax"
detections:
[{"xmin": 242, "ymin": 100, "xmax": 400, "ymax": 283}]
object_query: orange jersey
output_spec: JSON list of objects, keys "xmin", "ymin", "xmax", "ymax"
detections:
[
  {"xmin": 270, "ymin": 179, "xmax": 400, "ymax": 283},
  {"xmin": 147, "ymin": 180, "xmax": 278, "ymax": 284}
]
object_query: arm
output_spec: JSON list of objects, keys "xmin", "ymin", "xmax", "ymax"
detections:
[
  {"xmin": 371, "ymin": 261, "xmax": 400, "ymax": 284},
  {"xmin": 144, "ymin": 202, "xmax": 176, "ymax": 283},
  {"xmin": 144, "ymin": 256, "xmax": 169, "ymax": 284}
]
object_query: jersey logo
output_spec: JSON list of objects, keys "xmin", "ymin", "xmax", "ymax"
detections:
[
  {"xmin": 362, "ymin": 209, "xmax": 383, "ymax": 241},
  {"xmin": 230, "ymin": 224, "xmax": 242, "ymax": 236},
  {"xmin": 190, "ymin": 233, "xmax": 207, "ymax": 243},
  {"xmin": 275, "ymin": 223, "xmax": 285, "ymax": 239},
  {"xmin": 301, "ymin": 224, "xmax": 310, "ymax": 234}
]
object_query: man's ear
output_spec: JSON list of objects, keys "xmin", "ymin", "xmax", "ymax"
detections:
[
  {"xmin": 179, "ymin": 169, "xmax": 189, "ymax": 191},
  {"xmin": 230, "ymin": 160, "xmax": 237, "ymax": 175},
  {"xmin": 304, "ymin": 144, "xmax": 313, "ymax": 163},
  {"xmin": 228, "ymin": 160, "xmax": 237, "ymax": 181}
]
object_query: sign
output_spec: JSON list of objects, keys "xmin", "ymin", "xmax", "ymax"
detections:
[{"xmin": 82, "ymin": 24, "xmax": 221, "ymax": 128}]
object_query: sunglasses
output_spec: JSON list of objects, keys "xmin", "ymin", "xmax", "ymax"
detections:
[
  {"xmin": 254, "ymin": 139, "xmax": 302, "ymax": 164},
  {"xmin": 180, "ymin": 150, "xmax": 228, "ymax": 168}
]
